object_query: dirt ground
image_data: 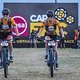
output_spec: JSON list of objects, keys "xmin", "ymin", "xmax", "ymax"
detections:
[{"xmin": 0, "ymin": 48, "xmax": 80, "ymax": 80}]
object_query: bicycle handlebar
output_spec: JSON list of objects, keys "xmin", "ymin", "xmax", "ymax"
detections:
[
  {"xmin": 13, "ymin": 36, "xmax": 20, "ymax": 42},
  {"xmin": 37, "ymin": 37, "xmax": 59, "ymax": 42}
]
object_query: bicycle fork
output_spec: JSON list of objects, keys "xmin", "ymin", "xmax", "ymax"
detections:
[
  {"xmin": 53, "ymin": 49, "xmax": 57, "ymax": 65},
  {"xmin": 47, "ymin": 48, "xmax": 57, "ymax": 67},
  {"xmin": 1, "ymin": 48, "xmax": 9, "ymax": 66}
]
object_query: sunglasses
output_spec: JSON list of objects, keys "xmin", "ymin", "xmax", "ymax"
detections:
[
  {"xmin": 3, "ymin": 13, "xmax": 8, "ymax": 16},
  {"xmin": 47, "ymin": 15, "xmax": 53, "ymax": 18}
]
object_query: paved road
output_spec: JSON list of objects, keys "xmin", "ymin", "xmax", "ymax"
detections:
[{"xmin": 0, "ymin": 48, "xmax": 80, "ymax": 80}]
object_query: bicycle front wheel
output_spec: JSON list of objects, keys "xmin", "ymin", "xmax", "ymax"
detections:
[
  {"xmin": 2, "ymin": 48, "xmax": 8, "ymax": 78},
  {"xmin": 49, "ymin": 48, "xmax": 53, "ymax": 77}
]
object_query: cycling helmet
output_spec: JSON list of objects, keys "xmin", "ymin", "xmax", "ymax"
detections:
[
  {"xmin": 46, "ymin": 10, "xmax": 54, "ymax": 17},
  {"xmin": 2, "ymin": 8, "xmax": 10, "ymax": 15}
]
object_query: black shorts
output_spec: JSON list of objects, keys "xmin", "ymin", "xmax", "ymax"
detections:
[
  {"xmin": 45, "ymin": 35, "xmax": 58, "ymax": 41},
  {"xmin": 0, "ymin": 32, "xmax": 12, "ymax": 39}
]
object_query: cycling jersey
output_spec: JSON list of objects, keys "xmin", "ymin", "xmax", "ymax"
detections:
[
  {"xmin": 0, "ymin": 17, "xmax": 16, "ymax": 33},
  {"xmin": 41, "ymin": 19, "xmax": 61, "ymax": 36},
  {"xmin": 0, "ymin": 17, "xmax": 16, "ymax": 39}
]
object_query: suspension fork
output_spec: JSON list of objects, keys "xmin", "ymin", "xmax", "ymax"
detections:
[
  {"xmin": 53, "ymin": 47, "xmax": 57, "ymax": 64},
  {"xmin": 1, "ymin": 47, "xmax": 9, "ymax": 65}
]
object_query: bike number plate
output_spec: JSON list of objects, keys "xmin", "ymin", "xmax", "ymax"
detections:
[
  {"xmin": 48, "ymin": 41, "xmax": 55, "ymax": 46},
  {"xmin": 1, "ymin": 41, "xmax": 8, "ymax": 46}
]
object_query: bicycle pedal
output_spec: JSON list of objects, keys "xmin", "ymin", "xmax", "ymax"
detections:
[
  {"xmin": 54, "ymin": 67, "xmax": 59, "ymax": 71},
  {"xmin": 0, "ymin": 65, "xmax": 3, "ymax": 69},
  {"xmin": 7, "ymin": 60, "xmax": 10, "ymax": 65},
  {"xmin": 47, "ymin": 63, "xmax": 50, "ymax": 67},
  {"xmin": 10, "ymin": 60, "xmax": 13, "ymax": 63},
  {"xmin": 44, "ymin": 59, "xmax": 47, "ymax": 62}
]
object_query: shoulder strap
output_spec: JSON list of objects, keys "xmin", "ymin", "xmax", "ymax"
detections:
[
  {"xmin": 0, "ymin": 18, "xmax": 11, "ymax": 25},
  {"xmin": 8, "ymin": 17, "xmax": 11, "ymax": 28},
  {"xmin": 0, "ymin": 18, "xmax": 3, "ymax": 29},
  {"xmin": 45, "ymin": 20, "xmax": 48, "ymax": 31},
  {"xmin": 53, "ymin": 19, "xmax": 56, "ymax": 24},
  {"xmin": 53, "ymin": 19, "xmax": 56, "ymax": 30},
  {"xmin": 8, "ymin": 17, "xmax": 11, "ymax": 23},
  {"xmin": 0, "ymin": 18, "xmax": 3, "ymax": 25},
  {"xmin": 45, "ymin": 19, "xmax": 57, "ymax": 30},
  {"xmin": 46, "ymin": 19, "xmax": 48, "ymax": 26}
]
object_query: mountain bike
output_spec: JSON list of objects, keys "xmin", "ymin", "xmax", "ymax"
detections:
[
  {"xmin": 37, "ymin": 37, "xmax": 58, "ymax": 77},
  {"xmin": 0, "ymin": 37, "xmax": 19, "ymax": 78},
  {"xmin": 46, "ymin": 38, "xmax": 58, "ymax": 77}
]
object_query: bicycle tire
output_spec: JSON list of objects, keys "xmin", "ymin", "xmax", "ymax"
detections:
[
  {"xmin": 3, "ymin": 48, "xmax": 8, "ymax": 78},
  {"xmin": 53, "ymin": 49, "xmax": 57, "ymax": 70},
  {"xmin": 49, "ymin": 48, "xmax": 53, "ymax": 77}
]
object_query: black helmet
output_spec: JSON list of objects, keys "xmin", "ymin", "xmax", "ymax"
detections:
[
  {"xmin": 2, "ymin": 8, "xmax": 10, "ymax": 15},
  {"xmin": 46, "ymin": 10, "xmax": 54, "ymax": 17}
]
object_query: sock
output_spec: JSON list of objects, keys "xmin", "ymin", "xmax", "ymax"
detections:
[
  {"xmin": 46, "ymin": 47, "xmax": 49, "ymax": 55},
  {"xmin": 9, "ymin": 51, "xmax": 13, "ymax": 57}
]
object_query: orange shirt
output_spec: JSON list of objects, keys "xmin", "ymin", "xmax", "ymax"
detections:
[
  {"xmin": 40, "ymin": 19, "xmax": 61, "ymax": 35},
  {"xmin": 0, "ymin": 17, "xmax": 16, "ymax": 27}
]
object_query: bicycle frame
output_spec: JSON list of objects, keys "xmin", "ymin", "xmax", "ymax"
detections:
[
  {"xmin": 47, "ymin": 39, "xmax": 57, "ymax": 77},
  {"xmin": 47, "ymin": 40, "xmax": 57, "ymax": 62},
  {"xmin": 1, "ymin": 39, "xmax": 9, "ymax": 78},
  {"xmin": 0, "ymin": 37, "xmax": 19, "ymax": 78}
]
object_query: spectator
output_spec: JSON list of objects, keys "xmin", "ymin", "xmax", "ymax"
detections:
[
  {"xmin": 29, "ymin": 29, "xmax": 37, "ymax": 48},
  {"xmin": 73, "ymin": 28, "xmax": 79, "ymax": 48},
  {"xmin": 60, "ymin": 32, "xmax": 66, "ymax": 48}
]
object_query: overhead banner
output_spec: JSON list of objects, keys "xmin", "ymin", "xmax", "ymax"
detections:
[{"xmin": 4, "ymin": 3, "xmax": 78, "ymax": 47}]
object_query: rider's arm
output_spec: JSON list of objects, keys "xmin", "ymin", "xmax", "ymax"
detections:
[
  {"xmin": 37, "ymin": 20, "xmax": 46, "ymax": 37},
  {"xmin": 60, "ymin": 28, "xmax": 65, "ymax": 38},
  {"xmin": 56, "ymin": 20, "xmax": 64, "ymax": 38},
  {"xmin": 11, "ymin": 18, "xmax": 19, "ymax": 36}
]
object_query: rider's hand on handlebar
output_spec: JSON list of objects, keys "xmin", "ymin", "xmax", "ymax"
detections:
[
  {"xmin": 37, "ymin": 33, "xmax": 40, "ymax": 38},
  {"xmin": 62, "ymin": 36, "xmax": 65, "ymax": 40},
  {"xmin": 13, "ymin": 36, "xmax": 20, "ymax": 41},
  {"xmin": 36, "ymin": 35, "xmax": 42, "ymax": 41}
]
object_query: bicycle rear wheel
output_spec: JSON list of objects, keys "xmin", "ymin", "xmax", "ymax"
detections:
[
  {"xmin": 3, "ymin": 48, "xmax": 8, "ymax": 78},
  {"xmin": 49, "ymin": 49, "xmax": 53, "ymax": 77}
]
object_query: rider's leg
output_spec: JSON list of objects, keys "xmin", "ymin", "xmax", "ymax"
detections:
[
  {"xmin": 45, "ymin": 42, "xmax": 48, "ymax": 55},
  {"xmin": 44, "ymin": 42, "xmax": 48, "ymax": 61},
  {"xmin": 7, "ymin": 35, "xmax": 13, "ymax": 62},
  {"xmin": 0, "ymin": 41, "xmax": 2, "ymax": 62},
  {"xmin": 8, "ymin": 42, "xmax": 13, "ymax": 62},
  {"xmin": 45, "ymin": 36, "xmax": 50, "ymax": 55},
  {"xmin": 55, "ymin": 41, "xmax": 58, "ymax": 68},
  {"xmin": 0, "ymin": 46, "xmax": 2, "ymax": 63},
  {"xmin": 0, "ymin": 46, "xmax": 3, "ymax": 68},
  {"xmin": 0, "ymin": 46, "xmax": 2, "ymax": 58},
  {"xmin": 44, "ymin": 36, "xmax": 50, "ymax": 61}
]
